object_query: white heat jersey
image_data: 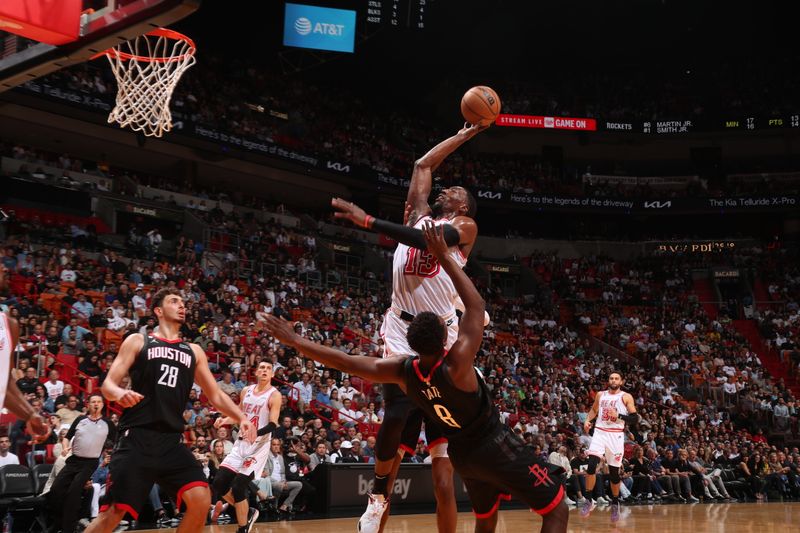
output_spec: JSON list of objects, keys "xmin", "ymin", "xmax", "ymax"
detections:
[
  {"xmin": 242, "ymin": 385, "xmax": 276, "ymax": 433},
  {"xmin": 594, "ymin": 390, "xmax": 628, "ymax": 432},
  {"xmin": 0, "ymin": 314, "xmax": 11, "ymax": 412},
  {"xmin": 391, "ymin": 215, "xmax": 468, "ymax": 318},
  {"xmin": 221, "ymin": 385, "xmax": 276, "ymax": 476}
]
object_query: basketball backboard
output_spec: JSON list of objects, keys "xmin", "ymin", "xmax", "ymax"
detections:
[{"xmin": 0, "ymin": 0, "xmax": 199, "ymax": 92}]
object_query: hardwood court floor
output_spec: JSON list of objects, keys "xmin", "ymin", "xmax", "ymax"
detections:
[{"xmin": 135, "ymin": 502, "xmax": 800, "ymax": 533}]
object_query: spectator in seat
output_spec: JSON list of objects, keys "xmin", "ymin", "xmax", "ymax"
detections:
[
  {"xmin": 61, "ymin": 317, "xmax": 90, "ymax": 342},
  {"xmin": 17, "ymin": 366, "xmax": 39, "ymax": 395},
  {"xmin": 0, "ymin": 435, "xmax": 19, "ymax": 467},
  {"xmin": 217, "ymin": 370, "xmax": 237, "ymax": 395},
  {"xmin": 56, "ymin": 395, "xmax": 84, "ymax": 427},
  {"xmin": 338, "ymin": 398, "xmax": 362, "ymax": 428},
  {"xmin": 44, "ymin": 369, "xmax": 64, "ymax": 411},
  {"xmin": 331, "ymin": 440, "xmax": 359, "ymax": 464},
  {"xmin": 211, "ymin": 426, "xmax": 233, "ymax": 455},
  {"xmin": 337, "ymin": 378, "xmax": 357, "ymax": 401},
  {"xmin": 266, "ymin": 438, "xmax": 304, "ymax": 514},
  {"xmin": 308, "ymin": 441, "xmax": 331, "ymax": 472},
  {"xmin": 548, "ymin": 445, "xmax": 577, "ymax": 505},
  {"xmin": 292, "ymin": 372, "xmax": 313, "ymax": 413},
  {"xmin": 71, "ymin": 293, "xmax": 93, "ymax": 321}
]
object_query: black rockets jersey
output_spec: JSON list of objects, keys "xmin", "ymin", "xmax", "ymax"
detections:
[
  {"xmin": 119, "ymin": 334, "xmax": 197, "ymax": 433},
  {"xmin": 402, "ymin": 356, "xmax": 499, "ymax": 443}
]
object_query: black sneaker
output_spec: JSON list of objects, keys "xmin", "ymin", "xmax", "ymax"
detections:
[{"xmin": 245, "ymin": 507, "xmax": 260, "ymax": 533}]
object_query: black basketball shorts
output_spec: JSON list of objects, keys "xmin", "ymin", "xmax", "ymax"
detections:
[
  {"xmin": 103, "ymin": 427, "xmax": 208, "ymax": 519},
  {"xmin": 376, "ymin": 383, "xmax": 446, "ymax": 461},
  {"xmin": 448, "ymin": 425, "xmax": 565, "ymax": 518}
]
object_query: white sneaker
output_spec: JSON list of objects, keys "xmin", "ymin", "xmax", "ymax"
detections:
[
  {"xmin": 358, "ymin": 494, "xmax": 388, "ymax": 533},
  {"xmin": 564, "ymin": 496, "xmax": 576, "ymax": 506},
  {"xmin": 596, "ymin": 496, "xmax": 610, "ymax": 505},
  {"xmin": 577, "ymin": 496, "xmax": 587, "ymax": 504}
]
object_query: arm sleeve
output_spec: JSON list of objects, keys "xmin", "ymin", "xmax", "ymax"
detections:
[
  {"xmin": 65, "ymin": 416, "xmax": 84, "ymax": 440},
  {"xmin": 619, "ymin": 413, "xmax": 640, "ymax": 429},
  {"xmin": 256, "ymin": 421, "xmax": 277, "ymax": 437},
  {"xmin": 371, "ymin": 218, "xmax": 460, "ymax": 250}
]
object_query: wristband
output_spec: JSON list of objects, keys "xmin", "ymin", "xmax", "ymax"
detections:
[{"xmin": 362, "ymin": 215, "xmax": 375, "ymax": 229}]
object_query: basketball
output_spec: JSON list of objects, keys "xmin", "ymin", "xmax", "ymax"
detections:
[{"xmin": 461, "ymin": 86, "xmax": 501, "ymax": 126}]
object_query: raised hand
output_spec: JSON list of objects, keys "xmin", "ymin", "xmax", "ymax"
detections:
[
  {"xmin": 422, "ymin": 220, "xmax": 449, "ymax": 262},
  {"xmin": 264, "ymin": 315, "xmax": 299, "ymax": 346},
  {"xmin": 331, "ymin": 198, "xmax": 370, "ymax": 228}
]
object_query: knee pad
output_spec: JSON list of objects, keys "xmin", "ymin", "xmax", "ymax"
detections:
[
  {"xmin": 212, "ymin": 468, "xmax": 235, "ymax": 499},
  {"xmin": 609, "ymin": 466, "xmax": 621, "ymax": 485},
  {"xmin": 231, "ymin": 474, "xmax": 251, "ymax": 503},
  {"xmin": 586, "ymin": 455, "xmax": 601, "ymax": 475}
]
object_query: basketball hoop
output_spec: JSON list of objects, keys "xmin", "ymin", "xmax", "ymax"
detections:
[{"xmin": 98, "ymin": 28, "xmax": 196, "ymax": 138}]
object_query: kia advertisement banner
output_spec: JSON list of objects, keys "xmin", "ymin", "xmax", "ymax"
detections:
[
  {"xmin": 472, "ymin": 190, "xmax": 798, "ymax": 214},
  {"xmin": 283, "ymin": 3, "xmax": 356, "ymax": 53}
]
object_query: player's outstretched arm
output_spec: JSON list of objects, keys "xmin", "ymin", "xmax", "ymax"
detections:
[
  {"xmin": 263, "ymin": 315, "xmax": 405, "ymax": 387},
  {"xmin": 407, "ymin": 123, "xmax": 488, "ymax": 225},
  {"xmin": 214, "ymin": 385, "xmax": 248, "ymax": 429},
  {"xmin": 2, "ymin": 316, "xmax": 47, "ymax": 437},
  {"xmin": 331, "ymin": 198, "xmax": 464, "ymax": 251},
  {"xmin": 421, "ymin": 221, "xmax": 484, "ymax": 383},
  {"xmin": 101, "ymin": 333, "xmax": 145, "ymax": 408},
  {"xmin": 192, "ymin": 345, "xmax": 256, "ymax": 442}
]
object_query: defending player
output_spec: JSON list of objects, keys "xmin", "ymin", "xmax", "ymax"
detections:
[
  {"xmin": 264, "ymin": 222, "xmax": 568, "ymax": 533},
  {"xmin": 331, "ymin": 122, "xmax": 485, "ymax": 533},
  {"xmin": 581, "ymin": 371, "xmax": 639, "ymax": 522},
  {"xmin": 86, "ymin": 288, "xmax": 256, "ymax": 533},
  {"xmin": 0, "ymin": 265, "xmax": 50, "ymax": 439},
  {"xmin": 211, "ymin": 360, "xmax": 280, "ymax": 533}
]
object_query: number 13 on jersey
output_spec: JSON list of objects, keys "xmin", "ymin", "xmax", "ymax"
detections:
[{"xmin": 404, "ymin": 247, "xmax": 440, "ymax": 277}]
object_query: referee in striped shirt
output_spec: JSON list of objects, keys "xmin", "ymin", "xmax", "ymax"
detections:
[{"xmin": 48, "ymin": 393, "xmax": 116, "ymax": 533}]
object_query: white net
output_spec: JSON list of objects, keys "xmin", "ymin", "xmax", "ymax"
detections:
[{"xmin": 104, "ymin": 29, "xmax": 196, "ymax": 138}]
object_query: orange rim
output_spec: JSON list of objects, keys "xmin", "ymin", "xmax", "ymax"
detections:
[{"xmin": 95, "ymin": 28, "xmax": 195, "ymax": 63}]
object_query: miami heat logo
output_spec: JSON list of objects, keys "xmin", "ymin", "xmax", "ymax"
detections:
[{"xmin": 242, "ymin": 456, "xmax": 257, "ymax": 470}]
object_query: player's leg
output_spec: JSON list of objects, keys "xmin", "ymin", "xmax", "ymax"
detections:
[
  {"xmin": 175, "ymin": 485, "xmax": 211, "ymax": 533},
  {"xmin": 230, "ymin": 473, "xmax": 257, "ymax": 531},
  {"xmin": 459, "ymin": 476, "xmax": 506, "ymax": 533},
  {"xmin": 377, "ymin": 452, "xmax": 404, "ymax": 533},
  {"xmin": 86, "ymin": 435, "xmax": 152, "ymax": 533},
  {"xmin": 581, "ymin": 432, "xmax": 606, "ymax": 516},
  {"xmin": 156, "ymin": 437, "xmax": 211, "ymax": 532},
  {"xmin": 360, "ymin": 383, "xmax": 413, "ymax": 533},
  {"xmin": 605, "ymin": 432, "xmax": 624, "ymax": 504},
  {"xmin": 426, "ymin": 420, "xmax": 456, "ymax": 533},
  {"xmin": 211, "ymin": 466, "xmax": 237, "ymax": 523},
  {"xmin": 481, "ymin": 427, "xmax": 567, "ymax": 532},
  {"xmin": 539, "ymin": 500, "xmax": 569, "ymax": 533},
  {"xmin": 375, "ymin": 407, "xmax": 426, "ymax": 533}
]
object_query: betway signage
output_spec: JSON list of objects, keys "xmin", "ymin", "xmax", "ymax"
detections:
[
  {"xmin": 311, "ymin": 463, "xmax": 473, "ymax": 512},
  {"xmin": 496, "ymin": 114, "xmax": 598, "ymax": 131}
]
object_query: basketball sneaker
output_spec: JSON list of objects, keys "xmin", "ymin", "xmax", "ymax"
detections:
[
  {"xmin": 242, "ymin": 508, "xmax": 259, "ymax": 533},
  {"xmin": 580, "ymin": 497, "xmax": 596, "ymax": 517},
  {"xmin": 210, "ymin": 501, "xmax": 226, "ymax": 524},
  {"xmin": 358, "ymin": 493, "xmax": 388, "ymax": 533},
  {"xmin": 610, "ymin": 501, "xmax": 620, "ymax": 523}
]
